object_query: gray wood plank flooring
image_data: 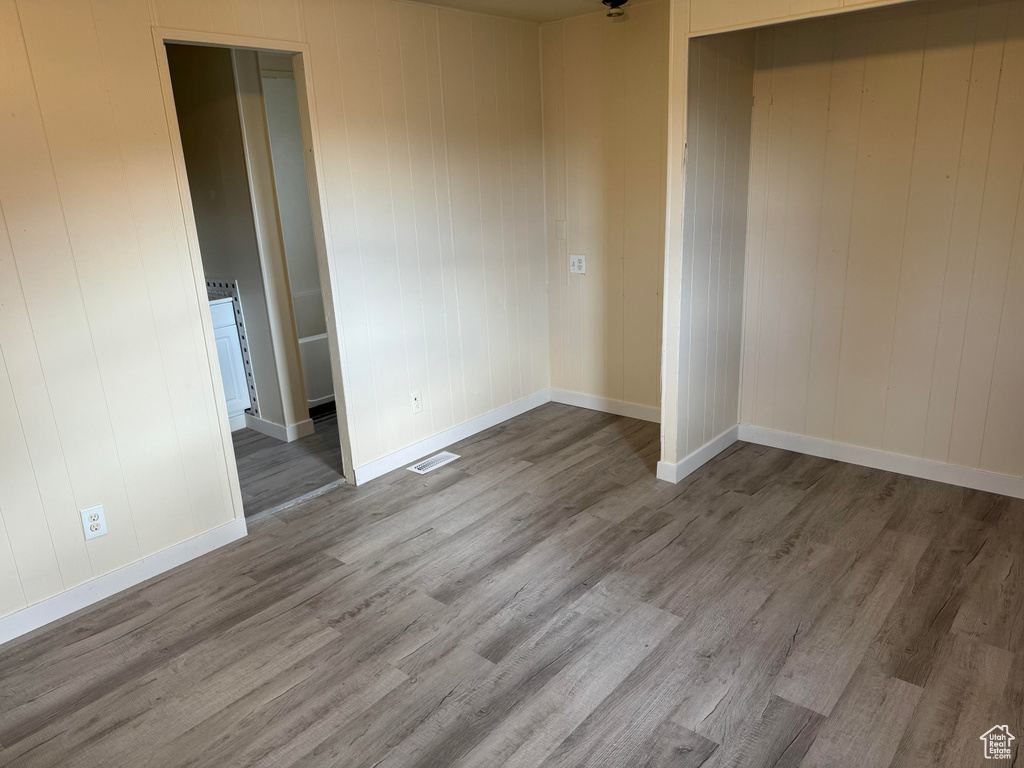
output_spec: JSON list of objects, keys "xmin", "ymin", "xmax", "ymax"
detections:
[
  {"xmin": 232, "ymin": 407, "xmax": 344, "ymax": 517},
  {"xmin": 0, "ymin": 403, "xmax": 1020, "ymax": 767}
]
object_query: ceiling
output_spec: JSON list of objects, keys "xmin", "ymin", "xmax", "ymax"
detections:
[{"xmin": 415, "ymin": 0, "xmax": 615, "ymax": 24}]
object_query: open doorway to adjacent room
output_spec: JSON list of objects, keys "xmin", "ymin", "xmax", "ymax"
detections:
[{"xmin": 163, "ymin": 40, "xmax": 349, "ymax": 517}]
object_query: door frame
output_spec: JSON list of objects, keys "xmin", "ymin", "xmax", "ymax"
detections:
[{"xmin": 152, "ymin": 26, "xmax": 357, "ymax": 506}]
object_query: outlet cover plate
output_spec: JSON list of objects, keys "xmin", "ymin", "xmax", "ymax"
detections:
[
  {"xmin": 80, "ymin": 505, "xmax": 108, "ymax": 540},
  {"xmin": 569, "ymin": 254, "xmax": 586, "ymax": 275}
]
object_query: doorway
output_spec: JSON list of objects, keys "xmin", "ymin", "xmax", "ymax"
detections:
[{"xmin": 160, "ymin": 37, "xmax": 352, "ymax": 517}]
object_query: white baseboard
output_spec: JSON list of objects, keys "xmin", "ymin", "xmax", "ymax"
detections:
[
  {"xmin": 228, "ymin": 413, "xmax": 247, "ymax": 432},
  {"xmin": 0, "ymin": 517, "xmax": 248, "ymax": 647},
  {"xmin": 245, "ymin": 414, "xmax": 315, "ymax": 442},
  {"xmin": 549, "ymin": 389, "xmax": 660, "ymax": 423},
  {"xmin": 308, "ymin": 394, "xmax": 336, "ymax": 408},
  {"xmin": 738, "ymin": 424, "xmax": 1024, "ymax": 500},
  {"xmin": 353, "ymin": 389, "xmax": 553, "ymax": 485},
  {"xmin": 657, "ymin": 425, "xmax": 739, "ymax": 484}
]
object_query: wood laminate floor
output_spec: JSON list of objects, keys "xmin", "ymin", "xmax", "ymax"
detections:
[
  {"xmin": 232, "ymin": 406, "xmax": 344, "ymax": 517},
  {"xmin": 1, "ymin": 404, "xmax": 1020, "ymax": 767}
]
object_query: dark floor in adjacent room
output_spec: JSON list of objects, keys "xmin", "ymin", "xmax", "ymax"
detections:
[
  {"xmin": 232, "ymin": 404, "xmax": 345, "ymax": 517},
  {"xmin": 0, "ymin": 403, "xmax": 1020, "ymax": 768}
]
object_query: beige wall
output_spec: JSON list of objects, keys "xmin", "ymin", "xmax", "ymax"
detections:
[
  {"xmin": 0, "ymin": 0, "xmax": 240, "ymax": 620},
  {"xmin": 674, "ymin": 31, "xmax": 755, "ymax": 458},
  {"xmin": 0, "ymin": 0, "xmax": 547, "ymax": 621},
  {"xmin": 741, "ymin": 0, "xmax": 1024, "ymax": 479},
  {"xmin": 425, "ymin": 5, "xmax": 548, "ymax": 429},
  {"xmin": 541, "ymin": 1, "xmax": 670, "ymax": 412}
]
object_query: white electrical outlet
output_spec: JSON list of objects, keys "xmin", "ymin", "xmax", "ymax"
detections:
[
  {"xmin": 411, "ymin": 391, "xmax": 423, "ymax": 414},
  {"xmin": 569, "ymin": 254, "xmax": 586, "ymax": 275},
  {"xmin": 80, "ymin": 505, "xmax": 107, "ymax": 540}
]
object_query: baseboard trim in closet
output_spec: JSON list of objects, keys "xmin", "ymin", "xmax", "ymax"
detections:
[
  {"xmin": 549, "ymin": 389, "xmax": 661, "ymax": 423},
  {"xmin": 738, "ymin": 424, "xmax": 1024, "ymax": 500},
  {"xmin": 0, "ymin": 517, "xmax": 248, "ymax": 647},
  {"xmin": 656, "ymin": 425, "xmax": 740, "ymax": 484}
]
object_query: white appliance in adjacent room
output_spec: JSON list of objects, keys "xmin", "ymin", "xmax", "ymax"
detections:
[{"xmin": 210, "ymin": 297, "xmax": 249, "ymax": 431}]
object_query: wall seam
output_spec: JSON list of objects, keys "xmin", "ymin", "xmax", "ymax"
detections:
[
  {"xmin": 395, "ymin": 5, "xmax": 435, "ymax": 436},
  {"xmin": 800, "ymin": 18, "xmax": 839, "ymax": 437},
  {"xmin": 879, "ymin": 5, "xmax": 931, "ymax": 452},
  {"xmin": 433, "ymin": 9, "xmax": 469, "ymax": 425},
  {"xmin": 919, "ymin": 0, "xmax": 985, "ymax": 459},
  {"xmin": 827, "ymin": 17, "xmax": 868, "ymax": 442},
  {"xmin": 494, "ymin": 20, "xmax": 515, "ymax": 404},
  {"xmin": 504, "ymin": 25, "xmax": 523, "ymax": 400},
  {"xmin": 943, "ymin": 2, "xmax": 1012, "ymax": 464},
  {"xmin": 331, "ymin": 0, "xmax": 384, "ymax": 461},
  {"xmin": 372, "ymin": 1, "xmax": 417, "ymax": 447}
]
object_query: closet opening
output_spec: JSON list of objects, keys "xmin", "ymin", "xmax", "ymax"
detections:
[{"xmin": 676, "ymin": 0, "xmax": 1024, "ymax": 491}]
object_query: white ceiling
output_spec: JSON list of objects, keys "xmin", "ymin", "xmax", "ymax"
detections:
[{"xmin": 415, "ymin": 0, "xmax": 615, "ymax": 23}]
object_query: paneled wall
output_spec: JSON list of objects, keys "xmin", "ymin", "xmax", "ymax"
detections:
[
  {"xmin": 742, "ymin": 0, "xmax": 1024, "ymax": 479},
  {"xmin": 0, "ymin": 0, "xmax": 546, "ymax": 621},
  {"xmin": 541, "ymin": 1, "xmax": 670, "ymax": 413},
  {"xmin": 0, "ymin": 0, "xmax": 240, "ymax": 620},
  {"xmin": 426, "ymin": 6, "xmax": 548, "ymax": 432},
  {"xmin": 673, "ymin": 31, "xmax": 755, "ymax": 459}
]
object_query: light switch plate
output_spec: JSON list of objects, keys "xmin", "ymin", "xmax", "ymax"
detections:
[
  {"xmin": 81, "ymin": 505, "xmax": 107, "ymax": 540},
  {"xmin": 569, "ymin": 254, "xmax": 586, "ymax": 275}
]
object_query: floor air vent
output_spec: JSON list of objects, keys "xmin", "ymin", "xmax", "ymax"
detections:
[{"xmin": 407, "ymin": 451, "xmax": 460, "ymax": 474}]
